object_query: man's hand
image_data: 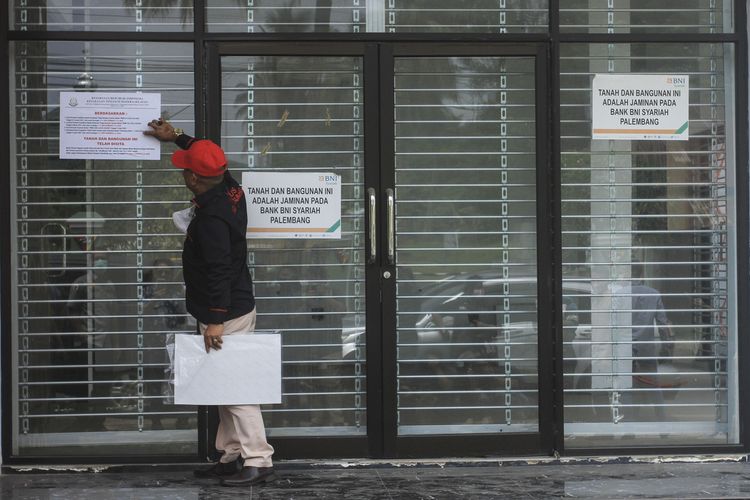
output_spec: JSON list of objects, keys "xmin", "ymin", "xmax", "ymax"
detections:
[
  {"xmin": 203, "ymin": 323, "xmax": 224, "ymax": 353},
  {"xmin": 144, "ymin": 117, "xmax": 179, "ymax": 142}
]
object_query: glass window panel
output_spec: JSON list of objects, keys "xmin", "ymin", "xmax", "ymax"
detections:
[
  {"xmin": 394, "ymin": 56, "xmax": 538, "ymax": 435},
  {"xmin": 561, "ymin": 43, "xmax": 737, "ymax": 447},
  {"xmin": 11, "ymin": 41, "xmax": 196, "ymax": 457},
  {"xmin": 206, "ymin": 0, "xmax": 366, "ymax": 33},
  {"xmin": 385, "ymin": 0, "xmax": 548, "ymax": 33},
  {"xmin": 205, "ymin": 0, "xmax": 547, "ymax": 33},
  {"xmin": 11, "ymin": 1, "xmax": 194, "ymax": 32},
  {"xmin": 221, "ymin": 55, "xmax": 367, "ymax": 436},
  {"xmin": 560, "ymin": 0, "xmax": 733, "ymax": 34}
]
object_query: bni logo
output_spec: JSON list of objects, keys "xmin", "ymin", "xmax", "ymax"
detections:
[{"xmin": 667, "ymin": 76, "xmax": 686, "ymax": 85}]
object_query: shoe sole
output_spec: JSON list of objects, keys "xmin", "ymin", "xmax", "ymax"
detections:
[{"xmin": 194, "ymin": 459, "xmax": 244, "ymax": 478}]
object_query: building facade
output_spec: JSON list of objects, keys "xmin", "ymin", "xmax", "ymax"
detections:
[{"xmin": 2, "ymin": 1, "xmax": 748, "ymax": 464}]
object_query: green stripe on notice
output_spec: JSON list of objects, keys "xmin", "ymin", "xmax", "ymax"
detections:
[
  {"xmin": 674, "ymin": 122, "xmax": 689, "ymax": 134},
  {"xmin": 326, "ymin": 219, "xmax": 341, "ymax": 233}
]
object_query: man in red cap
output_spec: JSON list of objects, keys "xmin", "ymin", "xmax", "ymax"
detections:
[{"xmin": 145, "ymin": 119, "xmax": 275, "ymax": 487}]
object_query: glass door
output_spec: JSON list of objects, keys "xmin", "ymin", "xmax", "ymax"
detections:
[
  {"xmin": 381, "ymin": 44, "xmax": 552, "ymax": 457},
  {"xmin": 209, "ymin": 42, "xmax": 551, "ymax": 459},
  {"xmin": 209, "ymin": 43, "xmax": 380, "ymax": 458}
]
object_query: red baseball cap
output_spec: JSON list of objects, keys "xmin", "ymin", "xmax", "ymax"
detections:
[{"xmin": 171, "ymin": 140, "xmax": 227, "ymax": 177}]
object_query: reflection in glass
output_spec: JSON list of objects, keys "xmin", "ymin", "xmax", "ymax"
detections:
[
  {"xmin": 394, "ymin": 57, "xmax": 538, "ymax": 435},
  {"xmin": 11, "ymin": 41, "xmax": 196, "ymax": 456},
  {"xmin": 205, "ymin": 0, "xmax": 547, "ymax": 33},
  {"xmin": 561, "ymin": 43, "xmax": 737, "ymax": 447},
  {"xmin": 12, "ymin": 0, "xmax": 194, "ymax": 32},
  {"xmin": 221, "ymin": 56, "xmax": 366, "ymax": 436},
  {"xmin": 207, "ymin": 0, "xmax": 365, "ymax": 32},
  {"xmin": 559, "ymin": 0, "xmax": 732, "ymax": 34},
  {"xmin": 385, "ymin": 0, "xmax": 548, "ymax": 33}
]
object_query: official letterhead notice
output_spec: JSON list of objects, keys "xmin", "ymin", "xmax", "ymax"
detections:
[{"xmin": 59, "ymin": 92, "xmax": 161, "ymax": 160}]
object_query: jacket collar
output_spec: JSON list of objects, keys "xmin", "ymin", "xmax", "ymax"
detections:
[{"xmin": 192, "ymin": 172, "xmax": 235, "ymax": 208}]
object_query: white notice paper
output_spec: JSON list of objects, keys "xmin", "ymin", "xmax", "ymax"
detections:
[
  {"xmin": 592, "ymin": 74, "xmax": 689, "ymax": 141},
  {"xmin": 243, "ymin": 171, "xmax": 342, "ymax": 239},
  {"xmin": 174, "ymin": 333, "xmax": 282, "ymax": 405},
  {"xmin": 59, "ymin": 92, "xmax": 161, "ymax": 160}
]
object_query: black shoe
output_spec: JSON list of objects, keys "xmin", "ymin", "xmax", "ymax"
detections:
[
  {"xmin": 193, "ymin": 456, "xmax": 243, "ymax": 478},
  {"xmin": 220, "ymin": 466, "xmax": 275, "ymax": 487}
]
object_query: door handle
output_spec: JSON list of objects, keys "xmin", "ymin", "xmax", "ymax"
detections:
[
  {"xmin": 368, "ymin": 188, "xmax": 377, "ymax": 263},
  {"xmin": 386, "ymin": 188, "xmax": 395, "ymax": 265}
]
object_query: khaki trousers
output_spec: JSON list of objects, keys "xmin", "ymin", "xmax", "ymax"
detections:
[{"xmin": 199, "ymin": 309, "xmax": 274, "ymax": 467}]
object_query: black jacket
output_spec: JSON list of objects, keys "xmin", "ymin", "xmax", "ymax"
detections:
[{"xmin": 177, "ymin": 135, "xmax": 255, "ymax": 324}]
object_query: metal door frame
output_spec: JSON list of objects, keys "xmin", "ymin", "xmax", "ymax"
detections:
[
  {"xmin": 205, "ymin": 41, "xmax": 383, "ymax": 460},
  {"xmin": 379, "ymin": 42, "xmax": 553, "ymax": 458},
  {"xmin": 206, "ymin": 41, "xmax": 552, "ymax": 460}
]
